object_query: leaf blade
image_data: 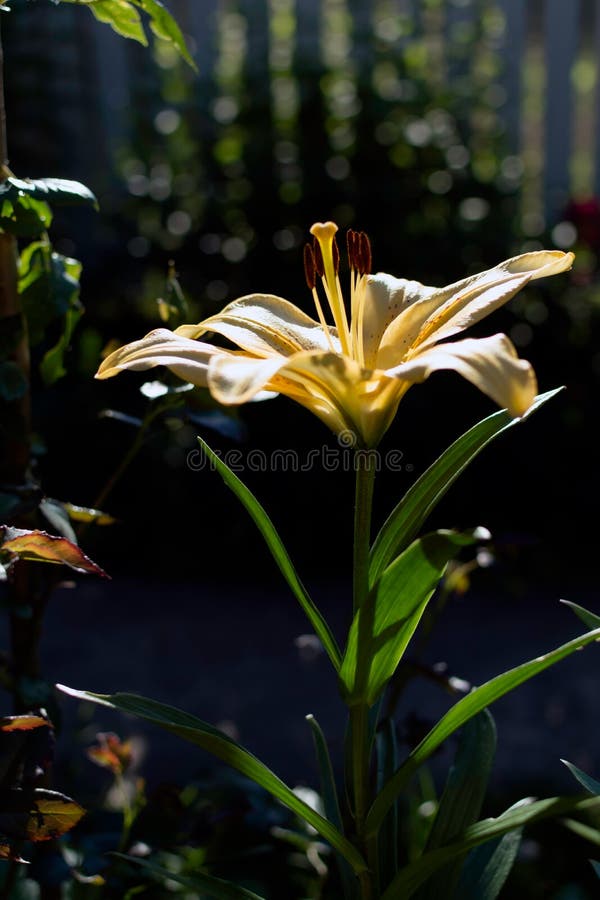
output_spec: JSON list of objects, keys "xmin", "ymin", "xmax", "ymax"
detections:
[
  {"xmin": 367, "ymin": 626, "xmax": 600, "ymax": 836},
  {"xmin": 369, "ymin": 389, "xmax": 561, "ymax": 587},
  {"xmin": 114, "ymin": 853, "xmax": 266, "ymax": 899},
  {"xmin": 57, "ymin": 686, "xmax": 367, "ymax": 876},
  {"xmin": 197, "ymin": 437, "xmax": 341, "ymax": 672}
]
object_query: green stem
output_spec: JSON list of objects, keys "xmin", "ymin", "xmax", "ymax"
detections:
[
  {"xmin": 353, "ymin": 450, "xmax": 376, "ymax": 614},
  {"xmin": 350, "ymin": 450, "xmax": 377, "ymax": 898}
]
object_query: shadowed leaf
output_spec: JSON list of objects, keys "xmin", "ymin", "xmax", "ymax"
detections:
[
  {"xmin": 0, "ymin": 789, "xmax": 85, "ymax": 842},
  {"xmin": 114, "ymin": 853, "xmax": 265, "ymax": 898}
]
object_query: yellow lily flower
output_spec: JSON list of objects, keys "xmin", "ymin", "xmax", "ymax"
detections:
[{"xmin": 97, "ymin": 222, "xmax": 573, "ymax": 447}]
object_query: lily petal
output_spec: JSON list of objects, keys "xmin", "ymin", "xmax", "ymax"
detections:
[
  {"xmin": 208, "ymin": 349, "xmax": 393, "ymax": 444},
  {"xmin": 376, "ymin": 250, "xmax": 574, "ymax": 368},
  {"xmin": 176, "ymin": 294, "xmax": 340, "ymax": 358},
  {"xmin": 385, "ymin": 333, "xmax": 538, "ymax": 418},
  {"xmin": 96, "ymin": 328, "xmax": 231, "ymax": 387},
  {"xmin": 360, "ymin": 273, "xmax": 436, "ymax": 367}
]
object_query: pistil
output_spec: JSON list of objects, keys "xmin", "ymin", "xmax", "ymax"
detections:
[{"xmin": 310, "ymin": 221, "xmax": 351, "ymax": 355}]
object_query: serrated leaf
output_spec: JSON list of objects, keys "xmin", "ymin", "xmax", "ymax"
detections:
[
  {"xmin": 87, "ymin": 0, "xmax": 148, "ymax": 43},
  {"xmin": 415, "ymin": 710, "xmax": 496, "ymax": 900},
  {"xmin": 113, "ymin": 854, "xmax": 265, "ymax": 898},
  {"xmin": 0, "ymin": 527, "xmax": 108, "ymax": 577},
  {"xmin": 57, "ymin": 686, "xmax": 368, "ymax": 876},
  {"xmin": 341, "ymin": 530, "xmax": 479, "ymax": 706},
  {"xmin": 380, "ymin": 796, "xmax": 600, "ymax": 900},
  {"xmin": 369, "ymin": 389, "xmax": 562, "ymax": 587},
  {"xmin": 561, "ymin": 759, "xmax": 600, "ymax": 795},
  {"xmin": 198, "ymin": 437, "xmax": 341, "ymax": 672},
  {"xmin": 367, "ymin": 626, "xmax": 600, "ymax": 836}
]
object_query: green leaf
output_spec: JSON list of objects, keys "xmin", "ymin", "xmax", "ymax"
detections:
[
  {"xmin": 0, "ymin": 788, "xmax": 85, "ymax": 843},
  {"xmin": 197, "ymin": 437, "xmax": 342, "ymax": 672},
  {"xmin": 0, "ymin": 192, "xmax": 52, "ymax": 238},
  {"xmin": 453, "ymin": 826, "xmax": 523, "ymax": 900},
  {"xmin": 114, "ymin": 854, "xmax": 265, "ymax": 899},
  {"xmin": 560, "ymin": 599, "xmax": 600, "ymax": 630},
  {"xmin": 367, "ymin": 626, "xmax": 600, "ymax": 836},
  {"xmin": 85, "ymin": 0, "xmax": 148, "ymax": 44},
  {"xmin": 40, "ymin": 305, "xmax": 83, "ymax": 384},
  {"xmin": 307, "ymin": 715, "xmax": 358, "ymax": 900},
  {"xmin": 416, "ymin": 710, "xmax": 496, "ymax": 900},
  {"xmin": 18, "ymin": 242, "xmax": 82, "ymax": 348},
  {"xmin": 132, "ymin": 0, "xmax": 197, "ymax": 69},
  {"xmin": 561, "ymin": 759, "xmax": 600, "ymax": 795},
  {"xmin": 341, "ymin": 530, "xmax": 480, "ymax": 706},
  {"xmin": 57, "ymin": 686, "xmax": 367, "ymax": 876},
  {"xmin": 369, "ymin": 389, "xmax": 562, "ymax": 587},
  {"xmin": 61, "ymin": 0, "xmax": 196, "ymax": 68},
  {"xmin": 1, "ymin": 177, "xmax": 98, "ymax": 210},
  {"xmin": 376, "ymin": 718, "xmax": 399, "ymax": 889},
  {"xmin": 561, "ymin": 817, "xmax": 600, "ymax": 847},
  {"xmin": 380, "ymin": 796, "xmax": 600, "ymax": 900}
]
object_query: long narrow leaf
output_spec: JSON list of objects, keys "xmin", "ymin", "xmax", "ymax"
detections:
[
  {"xmin": 381, "ymin": 796, "xmax": 600, "ymax": 900},
  {"xmin": 367, "ymin": 626, "xmax": 600, "ymax": 835},
  {"xmin": 560, "ymin": 599, "xmax": 600, "ymax": 630},
  {"xmin": 561, "ymin": 759, "xmax": 600, "ymax": 795},
  {"xmin": 58, "ymin": 686, "xmax": 366, "ymax": 876},
  {"xmin": 341, "ymin": 530, "xmax": 480, "ymax": 706},
  {"xmin": 198, "ymin": 437, "xmax": 341, "ymax": 672},
  {"xmin": 369, "ymin": 389, "xmax": 561, "ymax": 587},
  {"xmin": 416, "ymin": 710, "xmax": 497, "ymax": 900},
  {"xmin": 453, "ymin": 827, "xmax": 523, "ymax": 900},
  {"xmin": 307, "ymin": 715, "xmax": 358, "ymax": 900},
  {"xmin": 114, "ymin": 854, "xmax": 265, "ymax": 899}
]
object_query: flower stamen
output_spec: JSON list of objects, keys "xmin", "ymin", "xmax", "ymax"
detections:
[{"xmin": 304, "ymin": 243, "xmax": 336, "ymax": 352}]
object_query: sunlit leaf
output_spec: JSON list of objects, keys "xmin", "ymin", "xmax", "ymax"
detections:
[
  {"xmin": 132, "ymin": 0, "xmax": 196, "ymax": 68},
  {"xmin": 341, "ymin": 530, "xmax": 481, "ymax": 706},
  {"xmin": 63, "ymin": 503, "xmax": 117, "ymax": 526},
  {"xmin": 57, "ymin": 686, "xmax": 367, "ymax": 876},
  {"xmin": 367, "ymin": 626, "xmax": 600, "ymax": 836},
  {"xmin": 0, "ymin": 527, "xmax": 108, "ymax": 577},
  {"xmin": 0, "ymin": 715, "xmax": 49, "ymax": 733},
  {"xmin": 198, "ymin": 437, "xmax": 342, "ymax": 671},
  {"xmin": 0, "ymin": 177, "xmax": 97, "ymax": 209},
  {"xmin": 369, "ymin": 389, "xmax": 562, "ymax": 587},
  {"xmin": 560, "ymin": 599, "xmax": 600, "ymax": 630},
  {"xmin": 0, "ymin": 788, "xmax": 85, "ymax": 842}
]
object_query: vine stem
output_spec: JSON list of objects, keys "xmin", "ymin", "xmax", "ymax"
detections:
[{"xmin": 350, "ymin": 450, "xmax": 377, "ymax": 898}]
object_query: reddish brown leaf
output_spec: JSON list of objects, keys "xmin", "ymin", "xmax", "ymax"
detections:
[
  {"xmin": 0, "ymin": 527, "xmax": 108, "ymax": 577},
  {"xmin": 25, "ymin": 790, "xmax": 85, "ymax": 842},
  {"xmin": 0, "ymin": 715, "xmax": 50, "ymax": 733},
  {"xmin": 87, "ymin": 732, "xmax": 133, "ymax": 776}
]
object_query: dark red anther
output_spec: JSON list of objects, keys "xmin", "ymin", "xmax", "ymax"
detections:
[
  {"xmin": 359, "ymin": 231, "xmax": 372, "ymax": 275},
  {"xmin": 313, "ymin": 237, "xmax": 325, "ymax": 278},
  {"xmin": 346, "ymin": 229, "xmax": 358, "ymax": 270},
  {"xmin": 332, "ymin": 235, "xmax": 340, "ymax": 274},
  {"xmin": 303, "ymin": 244, "xmax": 316, "ymax": 291}
]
